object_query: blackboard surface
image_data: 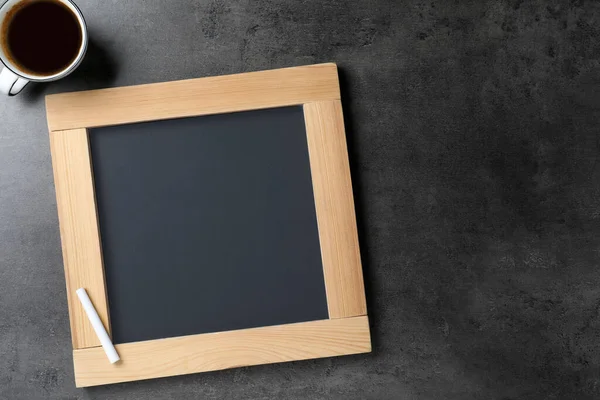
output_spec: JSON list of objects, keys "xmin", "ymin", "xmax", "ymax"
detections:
[{"xmin": 89, "ymin": 106, "xmax": 328, "ymax": 344}]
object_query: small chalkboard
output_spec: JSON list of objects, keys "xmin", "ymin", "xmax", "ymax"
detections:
[
  {"xmin": 47, "ymin": 63, "xmax": 370, "ymax": 387},
  {"xmin": 90, "ymin": 107, "xmax": 329, "ymax": 344}
]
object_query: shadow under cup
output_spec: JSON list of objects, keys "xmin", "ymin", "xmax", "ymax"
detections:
[{"xmin": 0, "ymin": 0, "xmax": 88, "ymax": 82}]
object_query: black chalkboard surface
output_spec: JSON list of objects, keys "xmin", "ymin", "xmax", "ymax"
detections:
[{"xmin": 89, "ymin": 106, "xmax": 329, "ymax": 345}]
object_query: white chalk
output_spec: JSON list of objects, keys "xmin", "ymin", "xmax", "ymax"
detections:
[{"xmin": 76, "ymin": 288, "xmax": 120, "ymax": 364}]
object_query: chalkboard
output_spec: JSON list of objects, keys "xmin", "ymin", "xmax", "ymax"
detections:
[
  {"xmin": 48, "ymin": 65, "xmax": 369, "ymax": 387},
  {"xmin": 89, "ymin": 106, "xmax": 329, "ymax": 344}
]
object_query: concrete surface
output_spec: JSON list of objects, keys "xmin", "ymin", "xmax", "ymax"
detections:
[{"xmin": 1, "ymin": 0, "xmax": 600, "ymax": 399}]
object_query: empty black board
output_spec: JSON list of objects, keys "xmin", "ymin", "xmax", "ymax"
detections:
[{"xmin": 89, "ymin": 106, "xmax": 329, "ymax": 344}]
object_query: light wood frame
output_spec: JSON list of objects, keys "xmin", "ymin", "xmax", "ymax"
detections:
[{"xmin": 46, "ymin": 63, "xmax": 369, "ymax": 387}]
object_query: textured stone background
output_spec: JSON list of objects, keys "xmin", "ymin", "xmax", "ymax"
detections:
[{"xmin": 1, "ymin": 0, "xmax": 600, "ymax": 399}]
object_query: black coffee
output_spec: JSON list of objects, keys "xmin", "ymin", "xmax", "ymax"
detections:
[{"xmin": 1, "ymin": 0, "xmax": 82, "ymax": 76}]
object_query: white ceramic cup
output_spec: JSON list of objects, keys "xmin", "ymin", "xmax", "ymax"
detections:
[{"xmin": 0, "ymin": 0, "xmax": 87, "ymax": 96}]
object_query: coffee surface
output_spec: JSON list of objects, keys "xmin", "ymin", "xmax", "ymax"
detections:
[{"xmin": 2, "ymin": 0, "xmax": 82, "ymax": 76}]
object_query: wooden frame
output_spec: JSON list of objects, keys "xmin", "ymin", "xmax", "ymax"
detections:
[{"xmin": 46, "ymin": 63, "xmax": 369, "ymax": 387}]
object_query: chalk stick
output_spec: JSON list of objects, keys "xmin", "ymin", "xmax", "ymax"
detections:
[{"xmin": 76, "ymin": 288, "xmax": 120, "ymax": 364}]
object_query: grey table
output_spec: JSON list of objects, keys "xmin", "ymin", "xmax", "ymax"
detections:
[{"xmin": 2, "ymin": 1, "xmax": 600, "ymax": 399}]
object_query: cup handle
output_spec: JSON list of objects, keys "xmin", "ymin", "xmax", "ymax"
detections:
[{"xmin": 0, "ymin": 66, "xmax": 29, "ymax": 96}]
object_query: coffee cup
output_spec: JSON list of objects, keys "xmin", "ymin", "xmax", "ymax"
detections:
[{"xmin": 0, "ymin": 0, "xmax": 87, "ymax": 96}]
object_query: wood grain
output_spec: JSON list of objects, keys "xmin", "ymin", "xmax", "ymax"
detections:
[
  {"xmin": 49, "ymin": 128, "xmax": 110, "ymax": 349},
  {"xmin": 304, "ymin": 101, "xmax": 367, "ymax": 318},
  {"xmin": 73, "ymin": 316, "xmax": 370, "ymax": 387},
  {"xmin": 46, "ymin": 63, "xmax": 340, "ymax": 131}
]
